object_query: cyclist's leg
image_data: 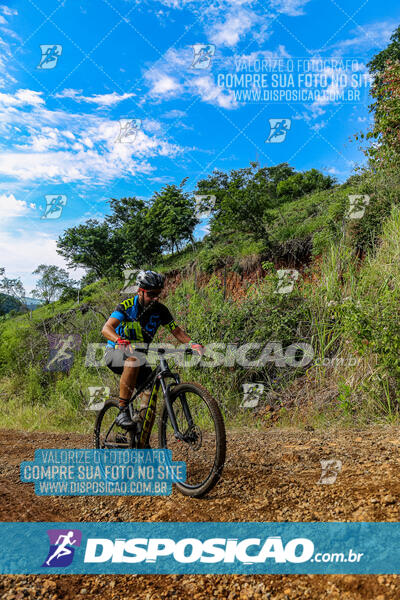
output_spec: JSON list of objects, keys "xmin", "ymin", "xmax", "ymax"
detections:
[
  {"xmin": 105, "ymin": 347, "xmax": 140, "ymax": 407},
  {"xmin": 135, "ymin": 362, "xmax": 157, "ymax": 443},
  {"xmin": 120, "ymin": 354, "xmax": 143, "ymax": 405},
  {"xmin": 135, "ymin": 360, "xmax": 153, "ymax": 413}
]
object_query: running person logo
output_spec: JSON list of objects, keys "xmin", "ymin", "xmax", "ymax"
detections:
[
  {"xmin": 115, "ymin": 119, "xmax": 142, "ymax": 143},
  {"xmin": 37, "ymin": 45, "xmax": 62, "ymax": 69},
  {"xmin": 41, "ymin": 195, "xmax": 67, "ymax": 220},
  {"xmin": 347, "ymin": 195, "xmax": 370, "ymax": 220},
  {"xmin": 121, "ymin": 268, "xmax": 139, "ymax": 294},
  {"xmin": 240, "ymin": 383, "xmax": 264, "ymax": 408},
  {"xmin": 191, "ymin": 44, "xmax": 215, "ymax": 69},
  {"xmin": 42, "ymin": 529, "xmax": 82, "ymax": 567},
  {"xmin": 87, "ymin": 386, "xmax": 110, "ymax": 411},
  {"xmin": 194, "ymin": 194, "xmax": 216, "ymax": 219},
  {"xmin": 318, "ymin": 459, "xmax": 342, "ymax": 484},
  {"xmin": 275, "ymin": 269, "xmax": 299, "ymax": 295},
  {"xmin": 265, "ymin": 119, "xmax": 291, "ymax": 143},
  {"xmin": 44, "ymin": 334, "xmax": 82, "ymax": 372}
]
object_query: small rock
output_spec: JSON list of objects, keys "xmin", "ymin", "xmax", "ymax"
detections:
[{"xmin": 382, "ymin": 494, "xmax": 396, "ymax": 505}]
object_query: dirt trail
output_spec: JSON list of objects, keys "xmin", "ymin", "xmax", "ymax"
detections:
[{"xmin": 1, "ymin": 426, "xmax": 400, "ymax": 599}]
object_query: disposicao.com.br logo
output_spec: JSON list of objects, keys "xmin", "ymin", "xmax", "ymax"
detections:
[
  {"xmin": 84, "ymin": 536, "xmax": 316, "ymax": 564},
  {"xmin": 36, "ymin": 529, "xmax": 364, "ymax": 572}
]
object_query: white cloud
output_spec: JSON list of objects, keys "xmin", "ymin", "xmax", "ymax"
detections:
[
  {"xmin": 17, "ymin": 127, "xmax": 66, "ymax": 152},
  {"xmin": 233, "ymin": 45, "xmax": 291, "ymax": 67},
  {"xmin": 144, "ymin": 48, "xmax": 186, "ymax": 99},
  {"xmin": 0, "ymin": 229, "xmax": 86, "ymax": 292},
  {"xmin": 296, "ymin": 58, "xmax": 371, "ymax": 117},
  {"xmin": 0, "ymin": 194, "xmax": 36, "ymax": 219},
  {"xmin": 328, "ymin": 20, "xmax": 397, "ymax": 54},
  {"xmin": 149, "ymin": 175, "xmax": 175, "ymax": 184},
  {"xmin": 153, "ymin": 0, "xmax": 197, "ymax": 7},
  {"xmin": 195, "ymin": 221, "xmax": 210, "ymax": 237},
  {"xmin": 143, "ymin": 47, "xmax": 237, "ymax": 108},
  {"xmin": 0, "ymin": 88, "xmax": 45, "ymax": 107},
  {"xmin": 0, "ymin": 35, "xmax": 17, "ymax": 86},
  {"xmin": 146, "ymin": 72, "xmax": 182, "ymax": 97},
  {"xmin": 153, "ymin": 0, "xmax": 308, "ymax": 51},
  {"xmin": 209, "ymin": 7, "xmax": 258, "ymax": 47},
  {"xmin": 162, "ymin": 109, "xmax": 187, "ymax": 119},
  {"xmin": 0, "ymin": 6, "xmax": 18, "ymax": 16},
  {"xmin": 192, "ymin": 75, "xmax": 237, "ymax": 109},
  {"xmin": 142, "ymin": 118, "xmax": 164, "ymax": 133},
  {"xmin": 0, "ymin": 149, "xmax": 153, "ymax": 183},
  {"xmin": 54, "ymin": 89, "xmax": 136, "ymax": 106},
  {"xmin": 270, "ymin": 0, "xmax": 310, "ymax": 16},
  {"xmin": 0, "ymin": 7, "xmax": 19, "ymax": 85},
  {"xmin": 0, "ymin": 89, "xmax": 185, "ymax": 184}
]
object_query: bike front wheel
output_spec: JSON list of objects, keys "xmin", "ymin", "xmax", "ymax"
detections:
[
  {"xmin": 158, "ymin": 382, "xmax": 226, "ymax": 498},
  {"xmin": 94, "ymin": 399, "xmax": 136, "ymax": 449}
]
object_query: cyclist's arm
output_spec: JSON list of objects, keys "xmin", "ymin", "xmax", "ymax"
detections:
[
  {"xmin": 161, "ymin": 308, "xmax": 201, "ymax": 346},
  {"xmin": 101, "ymin": 317, "xmax": 121, "ymax": 344},
  {"xmin": 171, "ymin": 326, "xmax": 191, "ymax": 344}
]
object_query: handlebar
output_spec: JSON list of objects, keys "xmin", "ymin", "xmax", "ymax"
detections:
[
  {"xmin": 153, "ymin": 347, "xmax": 194, "ymax": 356},
  {"xmin": 125, "ymin": 343, "xmax": 194, "ymax": 356}
]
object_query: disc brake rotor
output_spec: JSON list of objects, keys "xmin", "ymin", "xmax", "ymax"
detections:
[{"xmin": 184, "ymin": 425, "xmax": 202, "ymax": 450}]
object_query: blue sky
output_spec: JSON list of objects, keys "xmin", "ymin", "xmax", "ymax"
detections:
[{"xmin": 1, "ymin": 0, "xmax": 399, "ymax": 292}]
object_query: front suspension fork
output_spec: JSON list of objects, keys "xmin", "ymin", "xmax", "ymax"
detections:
[{"xmin": 160, "ymin": 374, "xmax": 194, "ymax": 441}]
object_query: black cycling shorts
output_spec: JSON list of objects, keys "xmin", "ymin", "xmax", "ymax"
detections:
[{"xmin": 104, "ymin": 346, "xmax": 153, "ymax": 390}]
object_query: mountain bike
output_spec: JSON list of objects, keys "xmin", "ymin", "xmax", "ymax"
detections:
[{"xmin": 94, "ymin": 347, "xmax": 226, "ymax": 498}]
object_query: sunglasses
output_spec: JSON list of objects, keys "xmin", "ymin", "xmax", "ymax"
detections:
[{"xmin": 142, "ymin": 289, "xmax": 161, "ymax": 298}]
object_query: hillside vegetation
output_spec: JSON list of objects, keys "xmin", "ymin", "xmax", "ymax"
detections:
[{"xmin": 2, "ymin": 26, "xmax": 400, "ymax": 432}]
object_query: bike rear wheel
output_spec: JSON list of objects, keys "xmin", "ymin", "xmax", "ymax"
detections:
[
  {"xmin": 94, "ymin": 399, "xmax": 136, "ymax": 449},
  {"xmin": 158, "ymin": 382, "xmax": 226, "ymax": 498}
]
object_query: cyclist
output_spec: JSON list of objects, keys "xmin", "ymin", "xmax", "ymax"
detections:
[{"xmin": 102, "ymin": 270, "xmax": 205, "ymax": 428}]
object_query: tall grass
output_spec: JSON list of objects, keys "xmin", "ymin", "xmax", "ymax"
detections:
[{"xmin": 2, "ymin": 179, "xmax": 400, "ymax": 431}]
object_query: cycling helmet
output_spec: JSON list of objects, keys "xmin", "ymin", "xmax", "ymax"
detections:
[{"xmin": 135, "ymin": 270, "xmax": 165, "ymax": 290}]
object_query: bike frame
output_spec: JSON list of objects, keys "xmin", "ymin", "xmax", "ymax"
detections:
[{"xmin": 116, "ymin": 349, "xmax": 195, "ymax": 448}]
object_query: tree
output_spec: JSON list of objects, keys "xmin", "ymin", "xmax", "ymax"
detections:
[
  {"xmin": 31, "ymin": 265, "xmax": 76, "ymax": 304},
  {"xmin": 367, "ymin": 25, "xmax": 400, "ymax": 105},
  {"xmin": 106, "ymin": 197, "xmax": 161, "ymax": 266},
  {"xmin": 366, "ymin": 26, "xmax": 400, "ymax": 170},
  {"xmin": 79, "ymin": 271, "xmax": 100, "ymax": 288},
  {"xmin": 194, "ymin": 162, "xmax": 299, "ymax": 240},
  {"xmin": 147, "ymin": 185, "xmax": 198, "ymax": 253},
  {"xmin": 0, "ymin": 267, "xmax": 26, "ymax": 315},
  {"xmin": 276, "ymin": 168, "xmax": 335, "ymax": 201},
  {"xmin": 264, "ymin": 163, "xmax": 296, "ymax": 185},
  {"xmin": 57, "ymin": 219, "xmax": 122, "ymax": 278}
]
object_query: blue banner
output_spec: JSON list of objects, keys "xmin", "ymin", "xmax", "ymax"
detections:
[
  {"xmin": 20, "ymin": 449, "xmax": 186, "ymax": 496},
  {"xmin": 1, "ymin": 522, "xmax": 400, "ymax": 574}
]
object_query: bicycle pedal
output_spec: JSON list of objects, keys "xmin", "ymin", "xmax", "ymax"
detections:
[{"xmin": 131, "ymin": 412, "xmax": 143, "ymax": 423}]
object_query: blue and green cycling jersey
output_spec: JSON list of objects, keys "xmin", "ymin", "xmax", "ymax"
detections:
[{"xmin": 107, "ymin": 294, "xmax": 178, "ymax": 348}]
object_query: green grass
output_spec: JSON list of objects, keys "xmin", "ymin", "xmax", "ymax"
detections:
[{"xmin": 3, "ymin": 171, "xmax": 400, "ymax": 432}]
